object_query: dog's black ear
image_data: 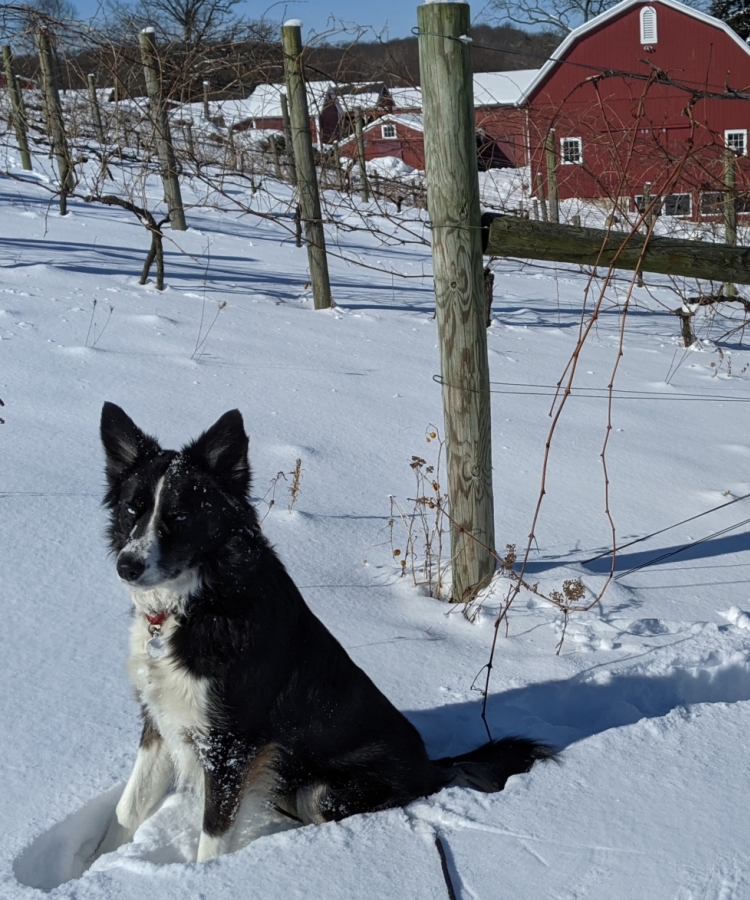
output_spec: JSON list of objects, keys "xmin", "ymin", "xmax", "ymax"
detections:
[
  {"xmin": 100, "ymin": 402, "xmax": 161, "ymax": 483},
  {"xmin": 185, "ymin": 409, "xmax": 250, "ymax": 495}
]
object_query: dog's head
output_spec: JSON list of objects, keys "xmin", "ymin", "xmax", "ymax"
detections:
[{"xmin": 100, "ymin": 402, "xmax": 251, "ymax": 591}]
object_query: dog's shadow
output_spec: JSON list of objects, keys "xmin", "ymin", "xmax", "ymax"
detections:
[{"xmin": 15, "ymin": 655, "xmax": 750, "ymax": 891}]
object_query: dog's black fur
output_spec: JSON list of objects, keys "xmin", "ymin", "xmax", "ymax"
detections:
[{"xmin": 98, "ymin": 402, "xmax": 554, "ymax": 860}]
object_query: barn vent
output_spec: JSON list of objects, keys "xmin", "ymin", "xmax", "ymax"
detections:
[{"xmin": 640, "ymin": 5, "xmax": 658, "ymax": 44}]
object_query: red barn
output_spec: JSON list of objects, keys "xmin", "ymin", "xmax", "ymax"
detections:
[
  {"xmin": 337, "ymin": 113, "xmax": 426, "ymax": 170},
  {"xmin": 522, "ymin": 0, "xmax": 750, "ymax": 218}
]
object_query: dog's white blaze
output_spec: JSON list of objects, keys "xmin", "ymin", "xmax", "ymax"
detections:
[{"xmin": 121, "ymin": 475, "xmax": 166, "ymax": 582}]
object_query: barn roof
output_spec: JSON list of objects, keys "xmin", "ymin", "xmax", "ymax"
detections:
[
  {"xmin": 473, "ymin": 69, "xmax": 540, "ymax": 106},
  {"xmin": 519, "ymin": 0, "xmax": 750, "ymax": 102}
]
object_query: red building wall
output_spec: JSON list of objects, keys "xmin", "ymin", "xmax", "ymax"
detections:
[{"xmin": 527, "ymin": 1, "xmax": 750, "ymax": 213}]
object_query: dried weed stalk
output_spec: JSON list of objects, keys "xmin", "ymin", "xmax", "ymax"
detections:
[
  {"xmin": 389, "ymin": 427, "xmax": 449, "ymax": 599},
  {"xmin": 257, "ymin": 458, "xmax": 303, "ymax": 522}
]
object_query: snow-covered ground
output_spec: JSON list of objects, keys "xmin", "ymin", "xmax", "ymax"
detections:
[{"xmin": 3, "ymin": 140, "xmax": 750, "ymax": 900}]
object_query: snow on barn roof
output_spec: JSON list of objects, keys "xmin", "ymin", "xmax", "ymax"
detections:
[
  {"xmin": 520, "ymin": 0, "xmax": 750, "ymax": 101},
  {"xmin": 389, "ymin": 86, "xmax": 422, "ymax": 110},
  {"xmin": 337, "ymin": 112, "xmax": 425, "ymax": 146},
  {"xmin": 381, "ymin": 71, "xmax": 542, "ymax": 113},
  {"xmin": 472, "ymin": 69, "xmax": 540, "ymax": 106}
]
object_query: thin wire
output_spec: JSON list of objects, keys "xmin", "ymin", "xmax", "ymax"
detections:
[
  {"xmin": 433, "ymin": 374, "xmax": 750, "ymax": 402},
  {"xmin": 584, "ymin": 492, "xmax": 750, "ymax": 563},
  {"xmin": 614, "ymin": 515, "xmax": 750, "ymax": 580}
]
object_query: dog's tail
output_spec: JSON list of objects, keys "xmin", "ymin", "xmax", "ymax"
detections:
[{"xmin": 433, "ymin": 738, "xmax": 557, "ymax": 793}]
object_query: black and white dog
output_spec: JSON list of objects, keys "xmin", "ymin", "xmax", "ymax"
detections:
[{"xmin": 94, "ymin": 403, "xmax": 553, "ymax": 863}]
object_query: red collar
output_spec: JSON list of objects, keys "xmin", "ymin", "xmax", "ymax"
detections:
[{"xmin": 146, "ymin": 610, "xmax": 171, "ymax": 627}]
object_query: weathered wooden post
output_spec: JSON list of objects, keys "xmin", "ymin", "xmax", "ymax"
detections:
[
  {"xmin": 724, "ymin": 149, "xmax": 738, "ymax": 297},
  {"xmin": 139, "ymin": 27, "xmax": 187, "ymax": 231},
  {"xmin": 418, "ymin": 1, "xmax": 496, "ymax": 603},
  {"xmin": 643, "ymin": 181, "xmax": 654, "ymax": 229},
  {"xmin": 545, "ymin": 129, "xmax": 559, "ymax": 224},
  {"xmin": 544, "ymin": 128, "xmax": 560, "ymax": 225},
  {"xmin": 184, "ymin": 120, "xmax": 195, "ymax": 158},
  {"xmin": 281, "ymin": 20, "xmax": 332, "ymax": 310},
  {"xmin": 2, "ymin": 46, "xmax": 32, "ymax": 171},
  {"xmin": 202, "ymin": 80, "xmax": 210, "ymax": 119},
  {"xmin": 36, "ymin": 28, "xmax": 75, "ymax": 213},
  {"xmin": 280, "ymin": 92, "xmax": 296, "ymax": 185},
  {"xmin": 270, "ymin": 133, "xmax": 283, "ymax": 180},
  {"xmin": 536, "ymin": 170, "xmax": 547, "ymax": 222},
  {"xmin": 87, "ymin": 73, "xmax": 106, "ymax": 144},
  {"xmin": 332, "ymin": 139, "xmax": 343, "ymax": 188},
  {"xmin": 354, "ymin": 105, "xmax": 369, "ymax": 203}
]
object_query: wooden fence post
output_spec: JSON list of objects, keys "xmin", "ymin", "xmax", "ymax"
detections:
[
  {"xmin": 36, "ymin": 28, "xmax": 75, "ymax": 214},
  {"xmin": 202, "ymin": 80, "xmax": 210, "ymax": 119},
  {"xmin": 354, "ymin": 106, "xmax": 369, "ymax": 203},
  {"xmin": 138, "ymin": 28, "xmax": 187, "ymax": 231},
  {"xmin": 545, "ymin": 129, "xmax": 559, "ymax": 224},
  {"xmin": 536, "ymin": 170, "xmax": 548, "ymax": 221},
  {"xmin": 332, "ymin": 139, "xmax": 343, "ymax": 189},
  {"xmin": 87, "ymin": 72, "xmax": 106, "ymax": 144},
  {"xmin": 724, "ymin": 149, "xmax": 737, "ymax": 297},
  {"xmin": 3, "ymin": 46, "xmax": 32, "ymax": 171},
  {"xmin": 281, "ymin": 20, "xmax": 332, "ymax": 310},
  {"xmin": 418, "ymin": 1, "xmax": 496, "ymax": 603},
  {"xmin": 280, "ymin": 93, "xmax": 297, "ymax": 186}
]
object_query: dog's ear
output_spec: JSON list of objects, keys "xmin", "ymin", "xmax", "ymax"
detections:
[
  {"xmin": 100, "ymin": 402, "xmax": 161, "ymax": 483},
  {"xmin": 185, "ymin": 409, "xmax": 250, "ymax": 495}
]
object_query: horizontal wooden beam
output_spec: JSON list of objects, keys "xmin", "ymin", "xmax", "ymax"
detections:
[{"xmin": 481, "ymin": 213, "xmax": 750, "ymax": 285}]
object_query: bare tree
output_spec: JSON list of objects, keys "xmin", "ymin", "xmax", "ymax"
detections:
[
  {"xmin": 108, "ymin": 0, "xmax": 243, "ymax": 44},
  {"xmin": 490, "ymin": 0, "xmax": 707, "ymax": 35}
]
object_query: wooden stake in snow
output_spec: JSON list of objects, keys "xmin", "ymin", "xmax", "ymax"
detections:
[
  {"xmin": 724, "ymin": 149, "xmax": 737, "ymax": 298},
  {"xmin": 138, "ymin": 28, "xmax": 187, "ymax": 231},
  {"xmin": 2, "ymin": 45, "xmax": 32, "ymax": 171},
  {"xmin": 354, "ymin": 106, "xmax": 369, "ymax": 203},
  {"xmin": 36, "ymin": 28, "xmax": 75, "ymax": 213},
  {"xmin": 418, "ymin": 2, "xmax": 496, "ymax": 603},
  {"xmin": 280, "ymin": 93, "xmax": 297, "ymax": 185},
  {"xmin": 281, "ymin": 20, "xmax": 332, "ymax": 310},
  {"xmin": 202, "ymin": 80, "xmax": 210, "ymax": 120},
  {"xmin": 87, "ymin": 73, "xmax": 106, "ymax": 144},
  {"xmin": 545, "ymin": 129, "xmax": 559, "ymax": 224}
]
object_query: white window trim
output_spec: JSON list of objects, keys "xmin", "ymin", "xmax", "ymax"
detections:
[
  {"xmin": 380, "ymin": 123, "xmax": 397, "ymax": 139},
  {"xmin": 725, "ymin": 129, "xmax": 748, "ymax": 156},
  {"xmin": 640, "ymin": 6, "xmax": 658, "ymax": 44},
  {"xmin": 560, "ymin": 136, "xmax": 583, "ymax": 165}
]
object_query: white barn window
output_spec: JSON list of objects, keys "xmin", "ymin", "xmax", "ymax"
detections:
[
  {"xmin": 381, "ymin": 123, "xmax": 396, "ymax": 139},
  {"xmin": 725, "ymin": 129, "xmax": 748, "ymax": 156},
  {"xmin": 561, "ymin": 136, "xmax": 583, "ymax": 165},
  {"xmin": 640, "ymin": 6, "xmax": 658, "ymax": 44}
]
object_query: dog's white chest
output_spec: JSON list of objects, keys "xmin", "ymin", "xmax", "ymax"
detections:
[{"xmin": 128, "ymin": 606, "xmax": 210, "ymax": 788}]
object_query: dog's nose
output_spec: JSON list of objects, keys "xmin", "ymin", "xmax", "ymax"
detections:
[{"xmin": 117, "ymin": 553, "xmax": 146, "ymax": 583}]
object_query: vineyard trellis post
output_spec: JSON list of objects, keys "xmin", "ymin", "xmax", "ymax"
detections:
[
  {"xmin": 281, "ymin": 20, "xmax": 332, "ymax": 311},
  {"xmin": 2, "ymin": 45, "xmax": 31, "ymax": 171},
  {"xmin": 354, "ymin": 106, "xmax": 369, "ymax": 203},
  {"xmin": 724, "ymin": 149, "xmax": 737, "ymax": 297},
  {"xmin": 87, "ymin": 73, "xmax": 105, "ymax": 145},
  {"xmin": 36, "ymin": 27, "xmax": 75, "ymax": 214},
  {"xmin": 417, "ymin": 1, "xmax": 496, "ymax": 603},
  {"xmin": 280, "ymin": 93, "xmax": 296, "ymax": 186},
  {"xmin": 138, "ymin": 28, "xmax": 187, "ymax": 231},
  {"xmin": 545, "ymin": 128, "xmax": 559, "ymax": 224}
]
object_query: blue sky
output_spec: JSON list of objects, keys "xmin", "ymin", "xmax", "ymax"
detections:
[{"xmin": 71, "ymin": 0, "xmax": 495, "ymax": 41}]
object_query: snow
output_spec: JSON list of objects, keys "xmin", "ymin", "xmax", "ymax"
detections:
[{"xmin": 3, "ymin": 121, "xmax": 750, "ymax": 899}]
